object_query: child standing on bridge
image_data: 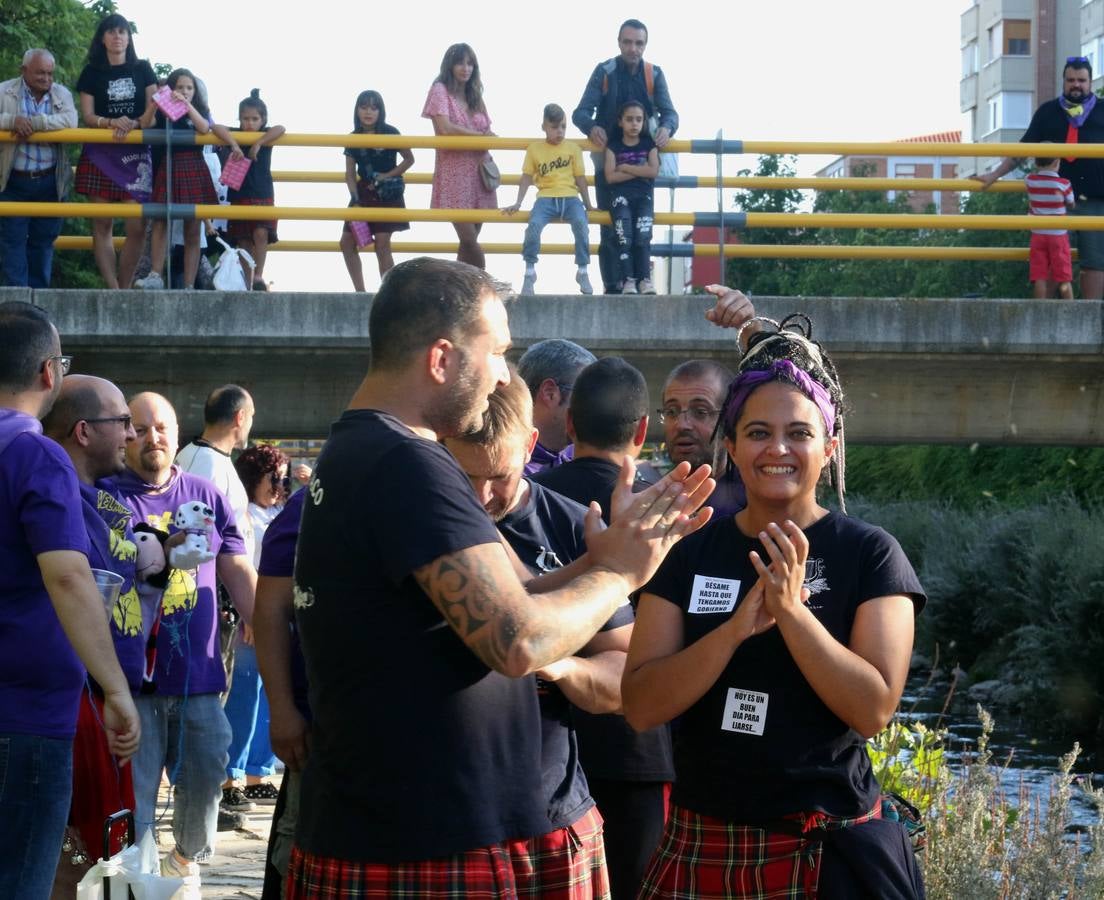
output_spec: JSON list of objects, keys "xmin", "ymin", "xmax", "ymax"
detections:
[
  {"xmin": 1025, "ymin": 153, "xmax": 1076, "ymax": 299},
  {"xmin": 604, "ymin": 100, "xmax": 659, "ymax": 294},
  {"xmin": 502, "ymin": 103, "xmax": 595, "ymax": 296}
]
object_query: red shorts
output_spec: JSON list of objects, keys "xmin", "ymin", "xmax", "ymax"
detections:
[
  {"xmin": 287, "ymin": 805, "xmax": 608, "ymax": 899},
  {"xmin": 1029, "ymin": 232, "xmax": 1073, "ymax": 283}
]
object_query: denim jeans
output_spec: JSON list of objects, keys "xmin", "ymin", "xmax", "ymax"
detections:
[
  {"xmin": 609, "ymin": 191, "xmax": 654, "ymax": 284},
  {"xmin": 223, "ymin": 644, "xmax": 277, "ymax": 780},
  {"xmin": 522, "ymin": 196, "xmax": 591, "ymax": 266},
  {"xmin": 0, "ymin": 733, "xmax": 73, "ymax": 899},
  {"xmin": 132, "ymin": 693, "xmax": 232, "ymax": 860},
  {"xmin": 0, "ymin": 171, "xmax": 62, "ymax": 288}
]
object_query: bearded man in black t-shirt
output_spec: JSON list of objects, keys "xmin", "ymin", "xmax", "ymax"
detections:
[{"xmin": 288, "ymin": 257, "xmax": 717, "ymax": 898}]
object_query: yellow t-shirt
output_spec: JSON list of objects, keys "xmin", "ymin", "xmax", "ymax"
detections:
[{"xmin": 523, "ymin": 139, "xmax": 585, "ymax": 198}]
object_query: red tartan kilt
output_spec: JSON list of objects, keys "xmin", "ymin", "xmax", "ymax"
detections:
[
  {"xmin": 227, "ymin": 196, "xmax": 278, "ymax": 244},
  {"xmin": 287, "ymin": 806, "xmax": 608, "ymax": 899},
  {"xmin": 152, "ymin": 152, "xmax": 218, "ymax": 204},
  {"xmin": 75, "ymin": 152, "xmax": 135, "ymax": 202},
  {"xmin": 341, "ymin": 179, "xmax": 410, "ymax": 236}
]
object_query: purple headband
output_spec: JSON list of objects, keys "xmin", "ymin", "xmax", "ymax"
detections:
[{"xmin": 722, "ymin": 359, "xmax": 837, "ymax": 436}]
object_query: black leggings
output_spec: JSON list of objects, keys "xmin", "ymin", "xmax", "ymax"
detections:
[{"xmin": 587, "ymin": 778, "xmax": 668, "ymax": 899}]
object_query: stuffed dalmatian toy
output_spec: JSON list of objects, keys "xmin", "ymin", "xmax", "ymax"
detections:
[{"xmin": 168, "ymin": 500, "xmax": 216, "ymax": 570}]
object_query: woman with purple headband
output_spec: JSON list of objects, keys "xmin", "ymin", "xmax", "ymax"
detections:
[{"xmin": 623, "ymin": 315, "xmax": 927, "ymax": 898}]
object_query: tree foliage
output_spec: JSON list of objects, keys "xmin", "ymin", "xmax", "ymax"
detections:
[{"xmin": 725, "ymin": 155, "xmax": 1032, "ymax": 299}]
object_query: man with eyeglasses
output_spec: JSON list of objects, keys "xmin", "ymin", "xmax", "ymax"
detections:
[
  {"xmin": 0, "ymin": 301, "xmax": 140, "ymax": 898},
  {"xmin": 976, "ymin": 55, "xmax": 1104, "ymax": 299}
]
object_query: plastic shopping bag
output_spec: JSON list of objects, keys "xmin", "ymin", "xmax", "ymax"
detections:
[
  {"xmin": 76, "ymin": 828, "xmax": 188, "ymax": 899},
  {"xmin": 212, "ymin": 236, "xmax": 255, "ymax": 291}
]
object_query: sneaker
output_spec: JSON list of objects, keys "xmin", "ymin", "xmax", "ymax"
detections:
[
  {"xmin": 637, "ymin": 277, "xmax": 656, "ymax": 295},
  {"xmin": 620, "ymin": 279, "xmax": 638, "ymax": 295},
  {"xmin": 243, "ymin": 781, "xmax": 280, "ymax": 802},
  {"xmin": 133, "ymin": 272, "xmax": 165, "ymax": 290},
  {"xmin": 251, "ymin": 279, "xmax": 268, "ymax": 291},
  {"xmin": 161, "ymin": 849, "xmax": 199, "ymax": 878},
  {"xmin": 575, "ymin": 271, "xmax": 594, "ymax": 295},
  {"xmin": 217, "ymin": 808, "xmax": 246, "ymax": 831},
  {"xmin": 221, "ymin": 785, "xmax": 256, "ymax": 812},
  {"xmin": 520, "ymin": 272, "xmax": 536, "ymax": 295}
]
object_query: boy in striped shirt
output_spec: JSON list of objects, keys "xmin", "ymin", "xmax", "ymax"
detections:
[{"xmin": 1025, "ymin": 154, "xmax": 1076, "ymax": 299}]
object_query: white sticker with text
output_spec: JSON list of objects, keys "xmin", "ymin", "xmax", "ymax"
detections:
[
  {"xmin": 721, "ymin": 687, "xmax": 769, "ymax": 736},
  {"xmin": 688, "ymin": 574, "xmax": 740, "ymax": 614}
]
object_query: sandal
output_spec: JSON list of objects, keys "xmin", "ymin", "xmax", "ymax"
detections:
[{"xmin": 243, "ymin": 781, "xmax": 280, "ymax": 801}]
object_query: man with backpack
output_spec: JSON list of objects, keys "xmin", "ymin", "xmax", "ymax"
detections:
[{"xmin": 573, "ymin": 19, "xmax": 679, "ymax": 294}]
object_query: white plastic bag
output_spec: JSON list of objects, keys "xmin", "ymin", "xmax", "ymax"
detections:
[
  {"xmin": 76, "ymin": 828, "xmax": 189, "ymax": 899},
  {"xmin": 212, "ymin": 236, "xmax": 255, "ymax": 292}
]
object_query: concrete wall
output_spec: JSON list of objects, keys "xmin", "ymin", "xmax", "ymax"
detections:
[{"xmin": 10, "ymin": 288, "xmax": 1104, "ymax": 446}]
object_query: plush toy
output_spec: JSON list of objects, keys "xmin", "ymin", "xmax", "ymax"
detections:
[
  {"xmin": 168, "ymin": 500, "xmax": 216, "ymax": 570},
  {"xmin": 132, "ymin": 523, "xmax": 170, "ymax": 589}
]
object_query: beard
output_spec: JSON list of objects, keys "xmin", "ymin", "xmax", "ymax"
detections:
[
  {"xmin": 1065, "ymin": 87, "xmax": 1087, "ymax": 103},
  {"xmin": 424, "ymin": 357, "xmax": 489, "ymax": 439}
]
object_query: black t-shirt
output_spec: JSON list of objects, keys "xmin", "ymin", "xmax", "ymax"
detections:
[
  {"xmin": 605, "ymin": 133, "xmax": 656, "ymax": 201},
  {"xmin": 345, "ymin": 123, "xmax": 402, "ymax": 181},
  {"xmin": 76, "ymin": 61, "xmax": 157, "ymax": 119},
  {"xmin": 229, "ymin": 127, "xmax": 274, "ymax": 201},
  {"xmin": 497, "ymin": 480, "xmax": 633, "ymax": 827},
  {"xmin": 294, "ymin": 410, "xmax": 550, "ymax": 861},
  {"xmin": 532, "ymin": 457, "xmax": 674, "ymax": 782},
  {"xmin": 644, "ymin": 511, "xmax": 926, "ymax": 821},
  {"xmin": 1022, "ymin": 98, "xmax": 1104, "ymax": 200}
]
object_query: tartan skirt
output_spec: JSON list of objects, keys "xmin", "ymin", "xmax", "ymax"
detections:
[
  {"xmin": 75, "ymin": 152, "xmax": 137, "ymax": 202},
  {"xmin": 637, "ymin": 803, "xmax": 881, "ymax": 900},
  {"xmin": 342, "ymin": 179, "xmax": 410, "ymax": 236},
  {"xmin": 287, "ymin": 805, "xmax": 609, "ymax": 899},
  {"xmin": 152, "ymin": 152, "xmax": 218, "ymax": 204},
  {"xmin": 227, "ymin": 196, "xmax": 278, "ymax": 243}
]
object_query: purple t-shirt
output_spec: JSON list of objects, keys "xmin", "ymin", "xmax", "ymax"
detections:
[
  {"xmin": 0, "ymin": 410, "xmax": 90, "ymax": 739},
  {"xmin": 112, "ymin": 465, "xmax": 246, "ymax": 695},
  {"xmin": 79, "ymin": 480, "xmax": 145, "ymax": 693}
]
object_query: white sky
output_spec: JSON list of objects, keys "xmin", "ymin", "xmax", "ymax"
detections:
[{"xmin": 122, "ymin": 0, "xmax": 969, "ymax": 293}]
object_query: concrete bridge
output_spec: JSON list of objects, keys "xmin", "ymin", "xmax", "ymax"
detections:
[{"xmin": 10, "ymin": 287, "xmax": 1103, "ymax": 446}]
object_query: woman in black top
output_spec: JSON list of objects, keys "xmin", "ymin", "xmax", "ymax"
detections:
[
  {"xmin": 75, "ymin": 13, "xmax": 157, "ymax": 289},
  {"xmin": 623, "ymin": 316, "xmax": 926, "ymax": 898}
]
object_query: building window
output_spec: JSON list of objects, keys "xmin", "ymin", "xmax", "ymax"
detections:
[
  {"xmin": 986, "ymin": 91, "xmax": 1033, "ymax": 133},
  {"xmin": 988, "ymin": 23, "xmax": 1001, "ymax": 62},
  {"xmin": 962, "ymin": 41, "xmax": 979, "ymax": 76},
  {"xmin": 988, "ymin": 97, "xmax": 999, "ymax": 132},
  {"xmin": 1082, "ymin": 41, "xmax": 1099, "ymax": 78},
  {"xmin": 1004, "ymin": 20, "xmax": 1030, "ymax": 56},
  {"xmin": 895, "ymin": 164, "xmax": 918, "ymax": 178}
]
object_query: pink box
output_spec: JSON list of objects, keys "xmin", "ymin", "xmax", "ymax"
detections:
[
  {"xmin": 152, "ymin": 85, "xmax": 188, "ymax": 122},
  {"xmin": 219, "ymin": 156, "xmax": 252, "ymax": 191},
  {"xmin": 350, "ymin": 219, "xmax": 373, "ymax": 248}
]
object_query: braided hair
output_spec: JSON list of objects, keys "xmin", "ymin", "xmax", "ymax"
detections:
[{"xmin": 718, "ymin": 313, "xmax": 848, "ymax": 511}]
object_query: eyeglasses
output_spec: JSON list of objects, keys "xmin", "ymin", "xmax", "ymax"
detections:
[
  {"xmin": 657, "ymin": 405, "xmax": 721, "ymax": 424},
  {"xmin": 270, "ymin": 472, "xmax": 291, "ymax": 492},
  {"xmin": 67, "ymin": 414, "xmax": 132, "ymax": 436},
  {"xmin": 44, "ymin": 355, "xmax": 72, "ymax": 375}
]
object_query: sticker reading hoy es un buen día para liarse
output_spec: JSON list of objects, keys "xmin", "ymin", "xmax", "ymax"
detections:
[
  {"xmin": 722, "ymin": 687, "xmax": 769, "ymax": 736},
  {"xmin": 689, "ymin": 574, "xmax": 740, "ymax": 614}
]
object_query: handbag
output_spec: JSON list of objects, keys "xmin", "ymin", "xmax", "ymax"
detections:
[
  {"xmin": 480, "ymin": 155, "xmax": 501, "ymax": 192},
  {"xmin": 373, "ymin": 175, "xmax": 405, "ymax": 203}
]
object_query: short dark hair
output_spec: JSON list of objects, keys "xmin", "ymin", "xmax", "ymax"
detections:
[
  {"xmin": 543, "ymin": 103, "xmax": 565, "ymax": 125},
  {"xmin": 569, "ymin": 357, "xmax": 649, "ymax": 450},
  {"xmin": 233, "ymin": 443, "xmax": 288, "ymax": 502},
  {"xmin": 619, "ymin": 19, "xmax": 648, "ymax": 41},
  {"xmin": 1035, "ymin": 156, "xmax": 1057, "ymax": 168},
  {"xmin": 204, "ymin": 384, "xmax": 250, "ymax": 426},
  {"xmin": 1064, "ymin": 59, "xmax": 1093, "ymax": 81},
  {"xmin": 663, "ymin": 359, "xmax": 735, "ymax": 396},
  {"xmin": 368, "ymin": 257, "xmax": 509, "ymax": 372},
  {"xmin": 0, "ymin": 301, "xmax": 57, "ymax": 392},
  {"xmin": 41, "ymin": 380, "xmax": 104, "ymax": 440},
  {"xmin": 239, "ymin": 88, "xmax": 268, "ymax": 126},
  {"xmin": 516, "ymin": 339, "xmax": 596, "ymax": 398}
]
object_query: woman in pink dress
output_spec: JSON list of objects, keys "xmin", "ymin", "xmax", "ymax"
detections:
[{"xmin": 422, "ymin": 43, "xmax": 496, "ymax": 268}]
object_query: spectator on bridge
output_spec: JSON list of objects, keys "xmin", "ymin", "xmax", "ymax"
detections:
[
  {"xmin": 0, "ymin": 49, "xmax": 77, "ymax": 288},
  {"xmin": 340, "ymin": 90, "xmax": 414, "ymax": 289},
  {"xmin": 422, "ymin": 44, "xmax": 497, "ymax": 269},
  {"xmin": 0, "ymin": 301, "xmax": 140, "ymax": 898},
  {"xmin": 227, "ymin": 90, "xmax": 285, "ymax": 291},
  {"xmin": 1024, "ymin": 153, "xmax": 1076, "ymax": 300},
  {"xmin": 573, "ymin": 19, "xmax": 678, "ymax": 294},
  {"xmin": 134, "ymin": 69, "xmax": 243, "ymax": 291},
  {"xmin": 976, "ymin": 56, "xmax": 1104, "ymax": 299},
  {"xmin": 624, "ymin": 315, "xmax": 927, "ymax": 899},
  {"xmin": 502, "ymin": 103, "xmax": 595, "ymax": 296},
  {"xmin": 516, "ymin": 338, "xmax": 596, "ymax": 476},
  {"xmin": 605, "ymin": 100, "xmax": 659, "ymax": 294},
  {"xmin": 75, "ymin": 13, "xmax": 157, "ymax": 290}
]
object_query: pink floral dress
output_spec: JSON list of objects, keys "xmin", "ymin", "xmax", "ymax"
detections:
[{"xmin": 421, "ymin": 82, "xmax": 497, "ymax": 209}]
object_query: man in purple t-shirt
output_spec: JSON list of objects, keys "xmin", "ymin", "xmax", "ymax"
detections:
[
  {"xmin": 113, "ymin": 391, "xmax": 255, "ymax": 883},
  {"xmin": 0, "ymin": 301, "xmax": 139, "ymax": 899}
]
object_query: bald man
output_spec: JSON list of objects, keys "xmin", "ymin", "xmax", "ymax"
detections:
[{"xmin": 113, "ymin": 392, "xmax": 255, "ymax": 882}]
